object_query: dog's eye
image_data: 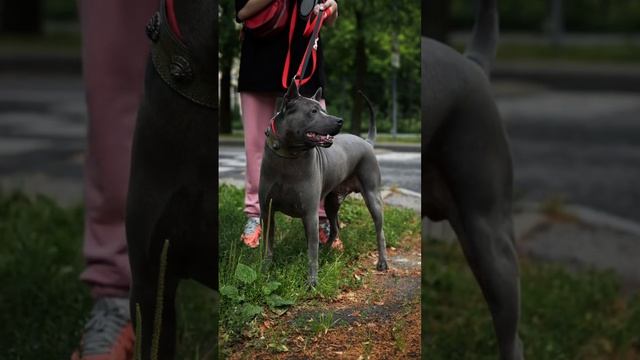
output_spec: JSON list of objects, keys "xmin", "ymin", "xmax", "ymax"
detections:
[{"xmin": 311, "ymin": 108, "xmax": 318, "ymax": 114}]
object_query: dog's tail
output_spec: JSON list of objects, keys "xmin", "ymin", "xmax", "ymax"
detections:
[
  {"xmin": 464, "ymin": 0, "xmax": 499, "ymax": 76},
  {"xmin": 358, "ymin": 90, "xmax": 376, "ymax": 146}
]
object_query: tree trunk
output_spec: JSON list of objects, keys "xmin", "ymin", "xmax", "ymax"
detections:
[
  {"xmin": 0, "ymin": 0, "xmax": 43, "ymax": 34},
  {"xmin": 350, "ymin": 9, "xmax": 366, "ymax": 135},
  {"xmin": 423, "ymin": 0, "xmax": 450, "ymax": 43},
  {"xmin": 219, "ymin": 61, "xmax": 232, "ymax": 134}
]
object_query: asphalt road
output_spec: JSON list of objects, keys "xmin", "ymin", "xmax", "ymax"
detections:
[
  {"xmin": 495, "ymin": 81, "xmax": 640, "ymax": 223},
  {"xmin": 219, "ymin": 145, "xmax": 421, "ymax": 194}
]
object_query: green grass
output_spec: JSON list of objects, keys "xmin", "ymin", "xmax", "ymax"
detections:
[
  {"xmin": 452, "ymin": 42, "xmax": 640, "ymax": 64},
  {"xmin": 218, "ymin": 184, "xmax": 420, "ymax": 350},
  {"xmin": 498, "ymin": 43, "xmax": 640, "ymax": 64},
  {"xmin": 0, "ymin": 32, "xmax": 81, "ymax": 54},
  {"xmin": 0, "ymin": 192, "xmax": 216, "ymax": 359},
  {"xmin": 423, "ymin": 239, "xmax": 640, "ymax": 359}
]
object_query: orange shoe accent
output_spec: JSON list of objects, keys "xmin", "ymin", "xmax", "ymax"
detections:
[
  {"xmin": 241, "ymin": 218, "xmax": 262, "ymax": 248},
  {"xmin": 71, "ymin": 322, "xmax": 134, "ymax": 360},
  {"xmin": 319, "ymin": 220, "xmax": 344, "ymax": 251}
]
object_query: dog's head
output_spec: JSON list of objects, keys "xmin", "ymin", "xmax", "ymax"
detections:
[{"xmin": 270, "ymin": 79, "xmax": 343, "ymax": 150}]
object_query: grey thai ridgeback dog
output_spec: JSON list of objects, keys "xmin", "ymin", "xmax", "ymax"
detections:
[
  {"xmin": 126, "ymin": 0, "xmax": 217, "ymax": 358},
  {"xmin": 422, "ymin": 0, "xmax": 524, "ymax": 359},
  {"xmin": 259, "ymin": 79, "xmax": 388, "ymax": 287}
]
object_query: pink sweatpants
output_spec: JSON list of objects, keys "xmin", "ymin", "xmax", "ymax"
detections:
[
  {"xmin": 78, "ymin": 0, "xmax": 158, "ymax": 298},
  {"xmin": 240, "ymin": 92, "xmax": 326, "ymax": 218}
]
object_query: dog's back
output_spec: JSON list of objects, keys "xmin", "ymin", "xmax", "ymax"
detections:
[{"xmin": 422, "ymin": 0, "xmax": 498, "ymax": 147}]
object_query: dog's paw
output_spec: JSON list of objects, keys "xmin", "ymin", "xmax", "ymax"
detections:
[
  {"xmin": 376, "ymin": 260, "xmax": 389, "ymax": 272},
  {"xmin": 307, "ymin": 277, "xmax": 319, "ymax": 288}
]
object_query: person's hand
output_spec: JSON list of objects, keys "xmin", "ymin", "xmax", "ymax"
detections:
[{"xmin": 314, "ymin": 0, "xmax": 338, "ymax": 26}]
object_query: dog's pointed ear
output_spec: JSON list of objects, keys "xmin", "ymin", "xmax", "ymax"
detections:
[
  {"xmin": 284, "ymin": 77, "xmax": 300, "ymax": 101},
  {"xmin": 312, "ymin": 87, "xmax": 323, "ymax": 101}
]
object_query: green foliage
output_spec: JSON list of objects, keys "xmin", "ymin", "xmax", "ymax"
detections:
[
  {"xmin": 219, "ymin": 0, "xmax": 242, "ymax": 67},
  {"xmin": 322, "ymin": 0, "xmax": 421, "ymax": 133},
  {"xmin": 423, "ymin": 239, "xmax": 640, "ymax": 358},
  {"xmin": 220, "ymin": 0, "xmax": 421, "ymax": 133},
  {"xmin": 44, "ymin": 0, "xmax": 77, "ymax": 21},
  {"xmin": 451, "ymin": 0, "xmax": 640, "ymax": 32}
]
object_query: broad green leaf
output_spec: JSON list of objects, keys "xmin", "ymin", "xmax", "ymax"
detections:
[
  {"xmin": 240, "ymin": 303, "xmax": 263, "ymax": 320},
  {"xmin": 266, "ymin": 294, "xmax": 294, "ymax": 309},
  {"xmin": 262, "ymin": 281, "xmax": 282, "ymax": 295},
  {"xmin": 220, "ymin": 285, "xmax": 240, "ymax": 300},
  {"xmin": 235, "ymin": 263, "xmax": 257, "ymax": 284}
]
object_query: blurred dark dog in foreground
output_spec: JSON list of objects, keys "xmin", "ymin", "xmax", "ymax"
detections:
[{"xmin": 126, "ymin": 0, "xmax": 217, "ymax": 358}]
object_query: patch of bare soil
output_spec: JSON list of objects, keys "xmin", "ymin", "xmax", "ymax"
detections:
[{"xmin": 228, "ymin": 236, "xmax": 421, "ymax": 359}]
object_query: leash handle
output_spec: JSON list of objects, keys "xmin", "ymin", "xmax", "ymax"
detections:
[{"xmin": 281, "ymin": 2, "xmax": 331, "ymax": 89}]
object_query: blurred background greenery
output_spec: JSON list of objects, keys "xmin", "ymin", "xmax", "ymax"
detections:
[{"xmin": 219, "ymin": 0, "xmax": 421, "ymax": 136}]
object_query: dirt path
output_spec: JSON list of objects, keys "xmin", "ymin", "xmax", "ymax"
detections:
[{"xmin": 228, "ymin": 236, "xmax": 421, "ymax": 359}]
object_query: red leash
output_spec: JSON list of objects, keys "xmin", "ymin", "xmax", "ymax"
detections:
[
  {"xmin": 281, "ymin": 1, "xmax": 332, "ymax": 89},
  {"xmin": 166, "ymin": 0, "xmax": 183, "ymax": 39}
]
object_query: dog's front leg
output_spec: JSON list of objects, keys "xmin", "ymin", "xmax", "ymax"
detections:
[{"xmin": 302, "ymin": 212, "xmax": 320, "ymax": 287}]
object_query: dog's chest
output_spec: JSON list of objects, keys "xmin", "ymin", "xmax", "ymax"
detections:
[{"xmin": 263, "ymin": 180, "xmax": 319, "ymax": 218}]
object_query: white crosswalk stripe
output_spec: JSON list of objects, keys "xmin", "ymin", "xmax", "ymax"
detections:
[{"xmin": 219, "ymin": 150, "xmax": 246, "ymax": 173}]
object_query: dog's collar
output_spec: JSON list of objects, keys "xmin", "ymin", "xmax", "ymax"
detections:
[
  {"xmin": 145, "ymin": 0, "xmax": 217, "ymax": 109},
  {"xmin": 265, "ymin": 112, "xmax": 303, "ymax": 159}
]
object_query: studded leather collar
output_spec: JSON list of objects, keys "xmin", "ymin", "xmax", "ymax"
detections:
[
  {"xmin": 145, "ymin": 0, "xmax": 217, "ymax": 109},
  {"xmin": 264, "ymin": 112, "xmax": 304, "ymax": 159}
]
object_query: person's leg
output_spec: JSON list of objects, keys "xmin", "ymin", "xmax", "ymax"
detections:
[
  {"xmin": 238, "ymin": 92, "xmax": 277, "ymax": 247},
  {"xmin": 79, "ymin": 0, "xmax": 157, "ymax": 298},
  {"xmin": 240, "ymin": 92, "xmax": 278, "ymax": 218},
  {"xmin": 74, "ymin": 0, "xmax": 157, "ymax": 358}
]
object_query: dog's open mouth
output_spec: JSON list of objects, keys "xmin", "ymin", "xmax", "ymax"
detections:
[{"xmin": 306, "ymin": 131, "xmax": 334, "ymax": 147}]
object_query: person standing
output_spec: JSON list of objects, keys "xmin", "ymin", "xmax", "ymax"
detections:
[{"xmin": 235, "ymin": 0, "xmax": 342, "ymax": 249}]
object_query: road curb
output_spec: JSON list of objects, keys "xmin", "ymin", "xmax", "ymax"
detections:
[
  {"xmin": 425, "ymin": 201, "xmax": 640, "ymax": 242},
  {"xmin": 219, "ymin": 138, "xmax": 421, "ymax": 152}
]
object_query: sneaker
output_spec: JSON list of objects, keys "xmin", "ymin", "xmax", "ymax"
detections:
[
  {"xmin": 241, "ymin": 217, "xmax": 262, "ymax": 248},
  {"xmin": 319, "ymin": 219, "xmax": 344, "ymax": 251},
  {"xmin": 71, "ymin": 297, "xmax": 134, "ymax": 360}
]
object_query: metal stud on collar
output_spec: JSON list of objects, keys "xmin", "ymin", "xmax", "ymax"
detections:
[
  {"xmin": 169, "ymin": 55, "xmax": 193, "ymax": 83},
  {"xmin": 145, "ymin": 12, "xmax": 161, "ymax": 43}
]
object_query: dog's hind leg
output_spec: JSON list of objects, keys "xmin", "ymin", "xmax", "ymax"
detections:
[
  {"xmin": 357, "ymin": 167, "xmax": 388, "ymax": 271},
  {"xmin": 361, "ymin": 188, "xmax": 388, "ymax": 271},
  {"xmin": 441, "ymin": 84, "xmax": 523, "ymax": 360},
  {"xmin": 448, "ymin": 207, "xmax": 522, "ymax": 359},
  {"xmin": 323, "ymin": 192, "xmax": 340, "ymax": 249}
]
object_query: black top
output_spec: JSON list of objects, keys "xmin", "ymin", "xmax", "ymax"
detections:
[{"xmin": 236, "ymin": 0, "xmax": 326, "ymax": 97}]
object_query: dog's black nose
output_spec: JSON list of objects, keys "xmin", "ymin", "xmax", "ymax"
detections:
[{"xmin": 336, "ymin": 118, "xmax": 344, "ymax": 126}]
